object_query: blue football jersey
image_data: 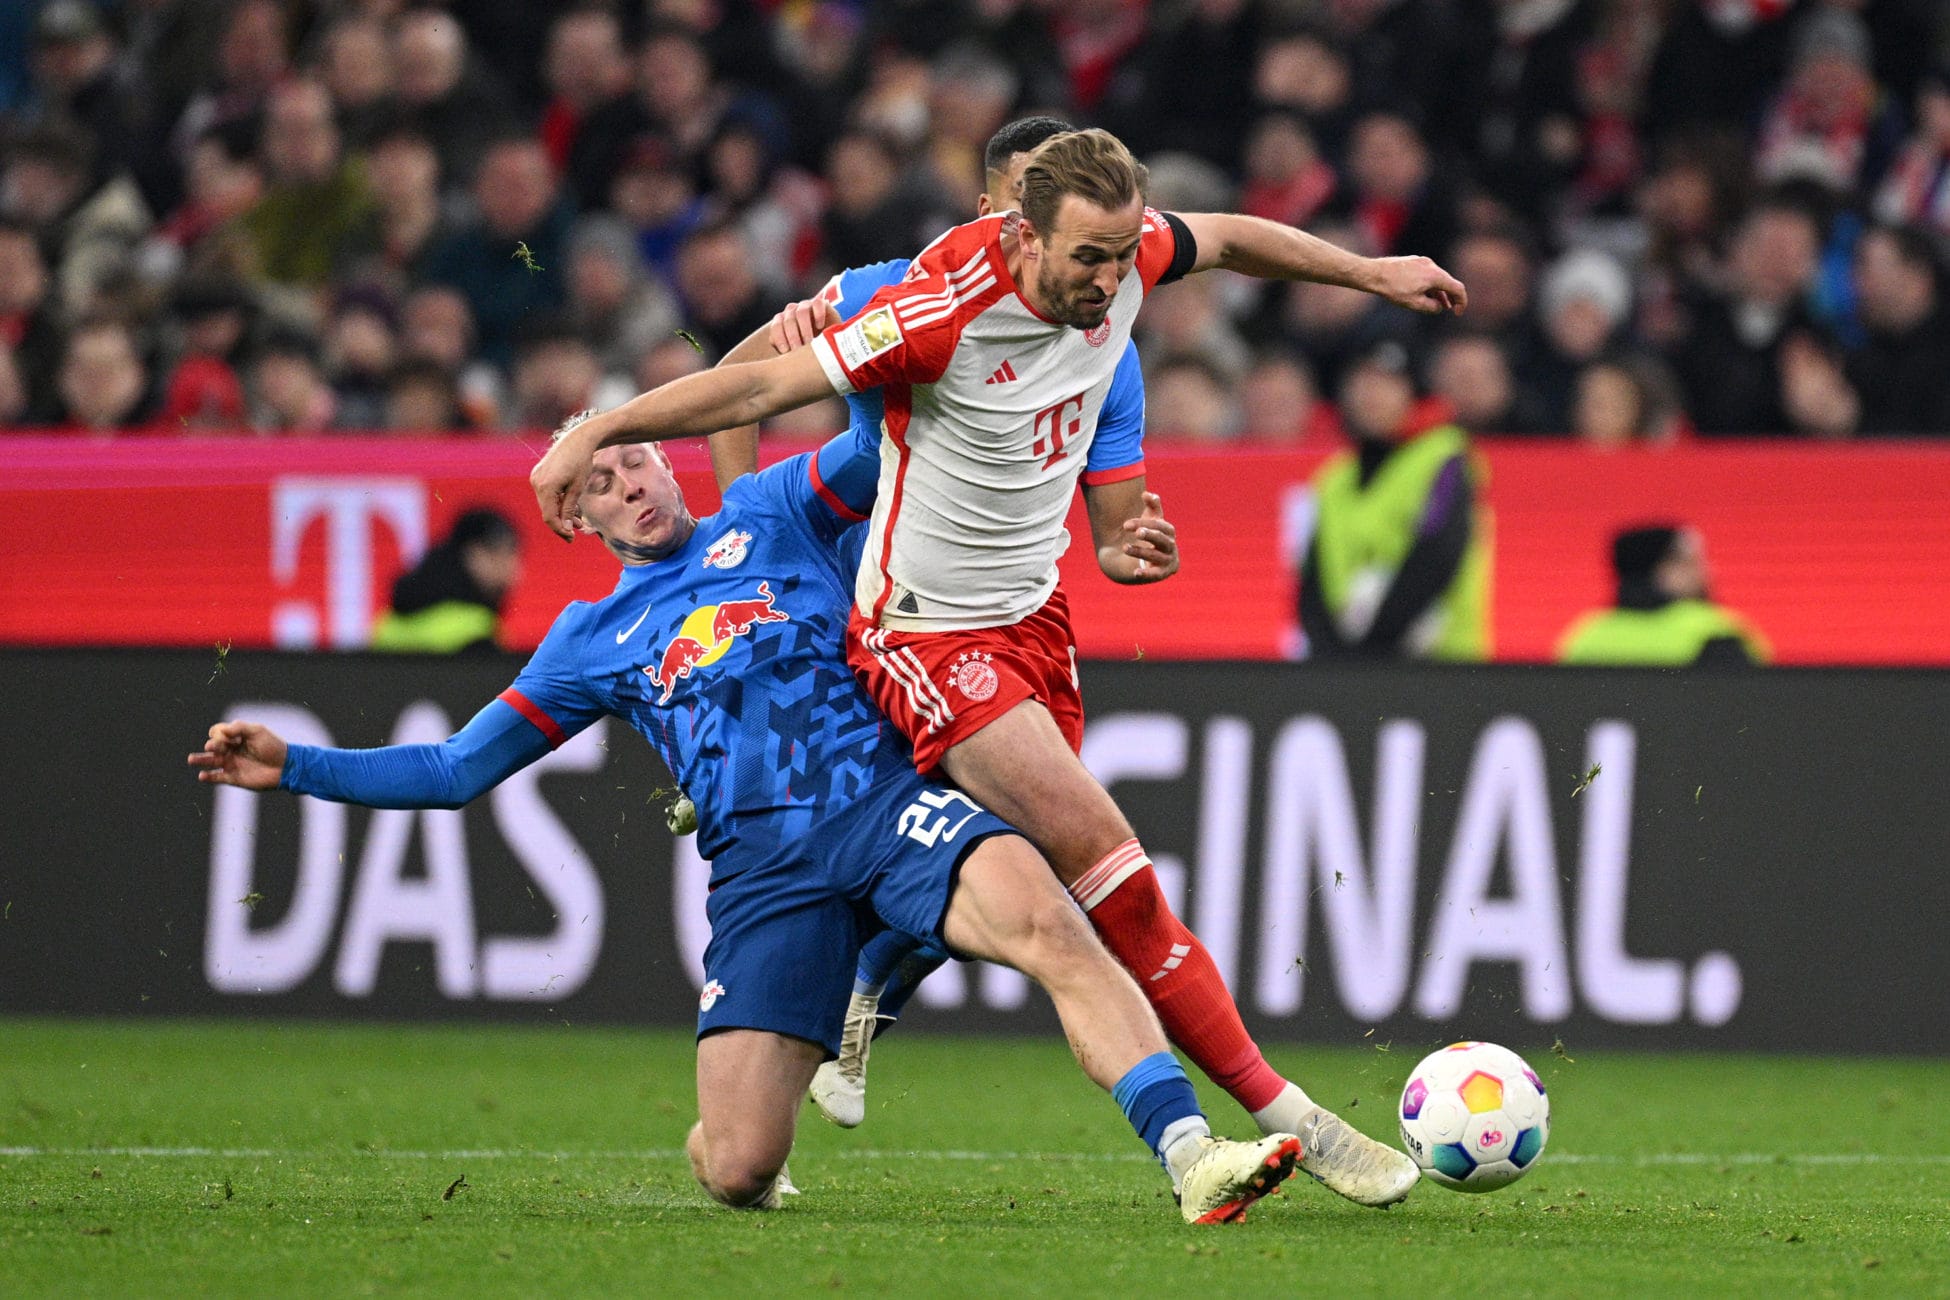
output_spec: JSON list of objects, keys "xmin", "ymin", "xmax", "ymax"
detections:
[
  {"xmin": 502, "ymin": 442, "xmax": 903, "ymax": 874},
  {"xmin": 821, "ymin": 259, "xmax": 1150, "ymax": 481}
]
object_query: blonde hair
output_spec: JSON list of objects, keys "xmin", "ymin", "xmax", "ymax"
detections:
[{"xmin": 1018, "ymin": 128, "xmax": 1148, "ymax": 236}]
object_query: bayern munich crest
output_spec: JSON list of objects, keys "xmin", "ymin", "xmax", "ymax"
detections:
[
  {"xmin": 1084, "ymin": 319, "xmax": 1112, "ymax": 347},
  {"xmin": 948, "ymin": 651, "xmax": 999, "ymax": 702},
  {"xmin": 702, "ymin": 528, "xmax": 752, "ymax": 570}
]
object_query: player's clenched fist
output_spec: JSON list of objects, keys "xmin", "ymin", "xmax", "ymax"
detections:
[
  {"xmin": 1368, "ymin": 255, "xmax": 1468, "ymax": 316},
  {"xmin": 187, "ymin": 721, "xmax": 288, "ymax": 790}
]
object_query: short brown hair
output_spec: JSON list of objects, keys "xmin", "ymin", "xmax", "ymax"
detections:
[{"xmin": 1018, "ymin": 128, "xmax": 1148, "ymax": 236}]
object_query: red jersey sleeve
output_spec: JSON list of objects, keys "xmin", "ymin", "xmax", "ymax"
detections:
[
  {"xmin": 1135, "ymin": 207, "xmax": 1184, "ymax": 294},
  {"xmin": 810, "ymin": 221, "xmax": 1004, "ymax": 395}
]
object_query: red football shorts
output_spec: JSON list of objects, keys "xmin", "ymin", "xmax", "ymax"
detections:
[{"xmin": 848, "ymin": 586, "xmax": 1085, "ymax": 775}]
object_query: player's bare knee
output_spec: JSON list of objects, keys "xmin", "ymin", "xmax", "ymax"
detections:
[{"xmin": 1015, "ymin": 895, "xmax": 1109, "ymax": 986}]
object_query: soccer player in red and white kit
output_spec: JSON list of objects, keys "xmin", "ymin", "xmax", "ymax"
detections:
[{"xmin": 533, "ymin": 128, "xmax": 1467, "ymax": 1208}]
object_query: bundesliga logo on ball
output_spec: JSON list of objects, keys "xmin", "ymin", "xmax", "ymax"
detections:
[{"xmin": 1398, "ymin": 1041, "xmax": 1551, "ymax": 1192}]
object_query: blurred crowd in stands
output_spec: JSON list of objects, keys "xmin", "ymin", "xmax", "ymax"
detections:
[{"xmin": 2, "ymin": 0, "xmax": 1948, "ymax": 441}]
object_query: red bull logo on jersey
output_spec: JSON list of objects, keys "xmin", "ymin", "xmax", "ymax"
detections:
[{"xmin": 644, "ymin": 581, "xmax": 791, "ymax": 704}]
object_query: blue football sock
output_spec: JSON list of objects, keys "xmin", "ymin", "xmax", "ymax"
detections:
[
  {"xmin": 876, "ymin": 944, "xmax": 949, "ymax": 1023},
  {"xmin": 853, "ymin": 930, "xmax": 922, "ymax": 998},
  {"xmin": 1112, "ymin": 1052, "xmax": 1205, "ymax": 1166}
]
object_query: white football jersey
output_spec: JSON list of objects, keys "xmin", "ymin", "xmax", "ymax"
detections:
[{"xmin": 811, "ymin": 209, "xmax": 1184, "ymax": 632}]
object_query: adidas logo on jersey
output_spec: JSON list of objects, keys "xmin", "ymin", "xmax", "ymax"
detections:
[
  {"xmin": 984, "ymin": 359, "xmax": 1020, "ymax": 385},
  {"xmin": 896, "ymin": 590, "xmax": 921, "ymax": 614}
]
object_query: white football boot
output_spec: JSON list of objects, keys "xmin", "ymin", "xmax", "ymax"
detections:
[
  {"xmin": 1178, "ymin": 1133, "xmax": 1304, "ymax": 1224},
  {"xmin": 1295, "ymin": 1111, "xmax": 1420, "ymax": 1207},
  {"xmin": 807, "ymin": 991, "xmax": 878, "ymax": 1128}
]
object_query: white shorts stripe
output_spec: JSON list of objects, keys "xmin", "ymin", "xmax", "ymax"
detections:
[
  {"xmin": 893, "ymin": 646, "xmax": 956, "ymax": 723},
  {"xmin": 864, "ymin": 629, "xmax": 941, "ymax": 731}
]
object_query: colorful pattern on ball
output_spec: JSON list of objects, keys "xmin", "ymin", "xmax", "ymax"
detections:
[{"xmin": 1398, "ymin": 1041, "xmax": 1551, "ymax": 1193}]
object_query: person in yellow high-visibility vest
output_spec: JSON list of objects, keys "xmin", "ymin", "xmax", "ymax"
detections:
[
  {"xmin": 1298, "ymin": 340, "xmax": 1491, "ymax": 660},
  {"xmin": 1558, "ymin": 524, "xmax": 1770, "ymax": 666},
  {"xmin": 372, "ymin": 508, "xmax": 524, "ymax": 653}
]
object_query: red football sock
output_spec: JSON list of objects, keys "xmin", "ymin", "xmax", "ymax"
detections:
[{"xmin": 1069, "ymin": 840, "xmax": 1289, "ymax": 1115}]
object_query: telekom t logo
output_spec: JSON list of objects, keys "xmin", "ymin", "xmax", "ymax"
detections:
[
  {"xmin": 1031, "ymin": 392, "xmax": 1086, "ymax": 469},
  {"xmin": 270, "ymin": 478, "xmax": 428, "ymax": 647}
]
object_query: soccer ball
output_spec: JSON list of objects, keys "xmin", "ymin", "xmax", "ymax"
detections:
[{"xmin": 1398, "ymin": 1041, "xmax": 1549, "ymax": 1192}]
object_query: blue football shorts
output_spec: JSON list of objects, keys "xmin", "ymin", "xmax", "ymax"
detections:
[{"xmin": 696, "ymin": 770, "xmax": 1014, "ymax": 1056}]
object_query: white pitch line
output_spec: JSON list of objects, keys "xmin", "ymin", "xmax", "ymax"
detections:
[{"xmin": 3, "ymin": 1146, "xmax": 1949, "ymax": 1167}]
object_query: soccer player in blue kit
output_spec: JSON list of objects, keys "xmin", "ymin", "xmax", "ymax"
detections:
[{"xmin": 190, "ymin": 430, "xmax": 1302, "ymax": 1223}]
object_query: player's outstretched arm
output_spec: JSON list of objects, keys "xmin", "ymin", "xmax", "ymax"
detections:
[
  {"xmin": 1176, "ymin": 212, "xmax": 1467, "ymax": 316},
  {"xmin": 532, "ymin": 347, "xmax": 837, "ymax": 539},
  {"xmin": 187, "ymin": 698, "xmax": 554, "ymax": 810},
  {"xmin": 188, "ymin": 721, "xmax": 288, "ymax": 790},
  {"xmin": 1084, "ymin": 481, "xmax": 1179, "ymax": 585}
]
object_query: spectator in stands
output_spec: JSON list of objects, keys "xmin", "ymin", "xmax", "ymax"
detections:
[
  {"xmin": 399, "ymin": 284, "xmax": 498, "ymax": 426},
  {"xmin": 391, "ymin": 8, "xmax": 515, "ymax": 187},
  {"xmin": 1430, "ymin": 333, "xmax": 1540, "ymax": 435},
  {"xmin": 356, "ymin": 123, "xmax": 445, "ymax": 283},
  {"xmin": 540, "ymin": 6, "xmax": 633, "ymax": 176},
  {"xmin": 156, "ymin": 275, "xmax": 253, "ymax": 431},
  {"xmin": 1238, "ymin": 112, "xmax": 1337, "ymax": 231},
  {"xmin": 566, "ymin": 215, "xmax": 679, "ymax": 379},
  {"xmin": 2, "ymin": 121, "xmax": 152, "ymax": 316},
  {"xmin": 702, "ymin": 119, "xmax": 815, "ymax": 291},
  {"xmin": 1435, "ymin": 225, "xmax": 1545, "ymax": 389},
  {"xmin": 1447, "ymin": 0, "xmax": 1593, "ymax": 227},
  {"xmin": 1239, "ymin": 349, "xmax": 1339, "ymax": 445},
  {"xmin": 819, "ymin": 129, "xmax": 951, "ymax": 275},
  {"xmin": 240, "ymin": 80, "xmax": 375, "ymax": 290},
  {"xmin": 1251, "ymin": 29, "xmax": 1357, "ymax": 162},
  {"xmin": 1298, "ymin": 341, "xmax": 1489, "ymax": 661},
  {"xmin": 672, "ymin": 221, "xmax": 774, "ymax": 358},
  {"xmin": 1262, "ymin": 217, "xmax": 1409, "ymax": 396},
  {"xmin": 571, "ymin": 23, "xmax": 751, "ymax": 210},
  {"xmin": 1669, "ymin": 193, "xmax": 1823, "ymax": 434},
  {"xmin": 384, "ymin": 356, "xmax": 465, "ymax": 432},
  {"xmin": 372, "ymin": 507, "xmax": 523, "ymax": 652},
  {"xmin": 605, "ymin": 133, "xmax": 706, "ymax": 283},
  {"xmin": 1107, "ymin": 0, "xmax": 1262, "ymax": 170},
  {"xmin": 56, "ymin": 317, "xmax": 151, "ymax": 432},
  {"xmin": 1873, "ymin": 65, "xmax": 1950, "ymax": 254},
  {"xmin": 1843, "ymin": 223, "xmax": 1950, "ymax": 435},
  {"xmin": 324, "ymin": 291, "xmax": 398, "ymax": 430},
  {"xmin": 170, "ymin": 0, "xmax": 291, "ymax": 177},
  {"xmin": 1531, "ymin": 248, "xmax": 1635, "ymax": 429},
  {"xmin": 27, "ymin": 0, "xmax": 133, "ymax": 174},
  {"xmin": 1138, "ymin": 275, "xmax": 1251, "ymax": 384},
  {"xmin": 314, "ymin": 14, "xmax": 397, "ymax": 151},
  {"xmin": 140, "ymin": 124, "xmax": 264, "ymax": 286},
  {"xmin": 634, "ymin": 333, "xmax": 707, "ymax": 395},
  {"xmin": 249, "ymin": 330, "xmax": 336, "ymax": 433},
  {"xmin": 422, "ymin": 136, "xmax": 571, "ymax": 370},
  {"xmin": 508, "ymin": 317, "xmax": 610, "ymax": 430},
  {"xmin": 0, "ymin": 217, "xmax": 64, "ymax": 424},
  {"xmin": 1145, "ymin": 354, "xmax": 1239, "ymax": 441},
  {"xmin": 1570, "ymin": 355, "xmax": 1688, "ymax": 447},
  {"xmin": 1752, "ymin": 7, "xmax": 1902, "ymax": 196},
  {"xmin": 1335, "ymin": 112, "xmax": 1456, "ymax": 260},
  {"xmin": 1558, "ymin": 524, "xmax": 1769, "ymax": 665}
]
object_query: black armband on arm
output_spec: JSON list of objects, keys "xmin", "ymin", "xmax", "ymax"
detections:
[{"xmin": 1158, "ymin": 211, "xmax": 1199, "ymax": 286}]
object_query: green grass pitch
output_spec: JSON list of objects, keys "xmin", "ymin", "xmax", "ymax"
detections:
[{"xmin": 3, "ymin": 1019, "xmax": 1945, "ymax": 1297}]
